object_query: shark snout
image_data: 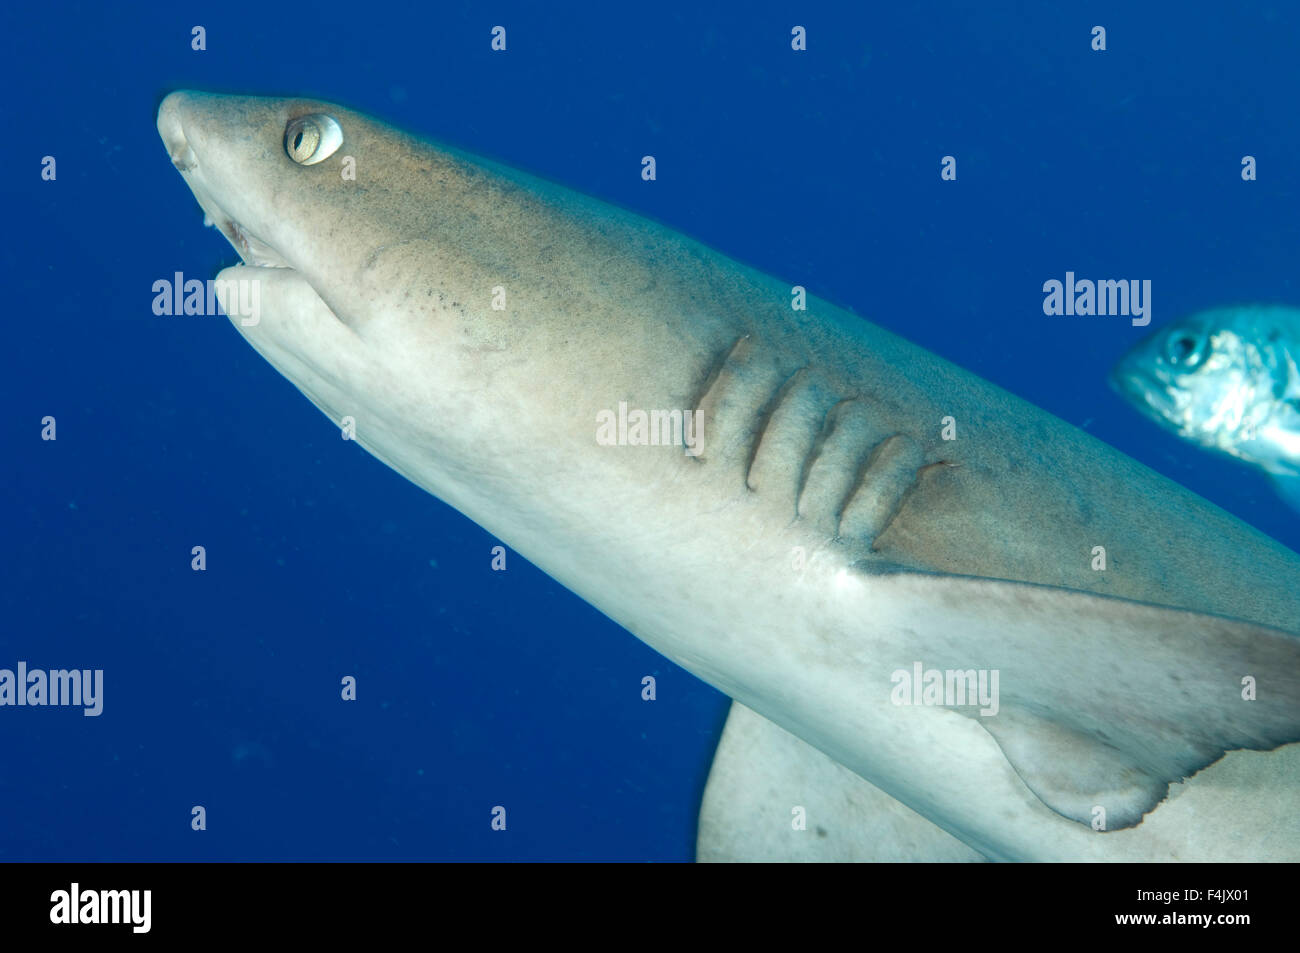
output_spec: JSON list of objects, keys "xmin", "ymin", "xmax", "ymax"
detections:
[
  {"xmin": 157, "ymin": 91, "xmax": 199, "ymax": 172},
  {"xmin": 156, "ymin": 90, "xmax": 295, "ymax": 271}
]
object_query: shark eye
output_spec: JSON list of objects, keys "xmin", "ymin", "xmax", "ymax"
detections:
[
  {"xmin": 1164, "ymin": 331, "xmax": 1204, "ymax": 368},
  {"xmin": 285, "ymin": 114, "xmax": 343, "ymax": 166}
]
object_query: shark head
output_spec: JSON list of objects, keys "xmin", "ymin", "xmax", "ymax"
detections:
[
  {"xmin": 156, "ymin": 90, "xmax": 558, "ymax": 501},
  {"xmin": 155, "ymin": 89, "xmax": 712, "ymax": 545},
  {"xmin": 159, "ymin": 91, "xmax": 428, "ymax": 328}
]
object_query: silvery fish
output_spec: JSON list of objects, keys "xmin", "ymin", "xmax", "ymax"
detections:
[{"xmin": 1111, "ymin": 304, "xmax": 1300, "ymax": 511}]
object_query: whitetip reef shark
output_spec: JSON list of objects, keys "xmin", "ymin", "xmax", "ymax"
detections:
[{"xmin": 157, "ymin": 90, "xmax": 1300, "ymax": 862}]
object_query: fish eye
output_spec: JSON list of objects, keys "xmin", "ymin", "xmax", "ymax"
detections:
[
  {"xmin": 284, "ymin": 114, "xmax": 343, "ymax": 166},
  {"xmin": 1164, "ymin": 331, "xmax": 1204, "ymax": 368}
]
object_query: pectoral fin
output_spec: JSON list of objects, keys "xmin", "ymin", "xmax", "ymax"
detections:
[
  {"xmin": 871, "ymin": 571, "xmax": 1300, "ymax": 831},
  {"xmin": 697, "ymin": 702, "xmax": 986, "ymax": 862}
]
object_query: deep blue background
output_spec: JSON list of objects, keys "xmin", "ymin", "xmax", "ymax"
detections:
[{"xmin": 1, "ymin": 2, "xmax": 1297, "ymax": 860}]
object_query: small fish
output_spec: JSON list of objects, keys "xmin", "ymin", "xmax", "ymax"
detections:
[{"xmin": 1111, "ymin": 304, "xmax": 1300, "ymax": 510}]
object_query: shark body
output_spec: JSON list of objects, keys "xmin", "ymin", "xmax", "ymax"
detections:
[{"xmin": 157, "ymin": 91, "xmax": 1300, "ymax": 861}]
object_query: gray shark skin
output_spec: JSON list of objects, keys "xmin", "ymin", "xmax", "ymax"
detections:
[{"xmin": 157, "ymin": 91, "xmax": 1300, "ymax": 862}]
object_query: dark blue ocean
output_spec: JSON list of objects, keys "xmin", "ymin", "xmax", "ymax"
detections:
[{"xmin": 2, "ymin": 2, "xmax": 1297, "ymax": 861}]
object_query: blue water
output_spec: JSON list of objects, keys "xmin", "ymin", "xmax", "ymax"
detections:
[{"xmin": 2, "ymin": 2, "xmax": 1297, "ymax": 861}]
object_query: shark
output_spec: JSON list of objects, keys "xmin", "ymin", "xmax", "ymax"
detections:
[{"xmin": 157, "ymin": 90, "xmax": 1300, "ymax": 862}]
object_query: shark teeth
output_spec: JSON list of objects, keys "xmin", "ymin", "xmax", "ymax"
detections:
[
  {"xmin": 185, "ymin": 178, "xmax": 291, "ymax": 269},
  {"xmin": 228, "ymin": 219, "xmax": 291, "ymax": 269}
]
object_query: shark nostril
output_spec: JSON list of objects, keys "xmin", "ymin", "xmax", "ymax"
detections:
[
  {"xmin": 171, "ymin": 143, "xmax": 197, "ymax": 172},
  {"xmin": 157, "ymin": 91, "xmax": 198, "ymax": 171}
]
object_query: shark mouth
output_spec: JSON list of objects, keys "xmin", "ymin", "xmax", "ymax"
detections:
[
  {"xmin": 213, "ymin": 214, "xmax": 291, "ymax": 270},
  {"xmin": 158, "ymin": 103, "xmax": 293, "ymax": 272},
  {"xmin": 178, "ymin": 175, "xmax": 292, "ymax": 271}
]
